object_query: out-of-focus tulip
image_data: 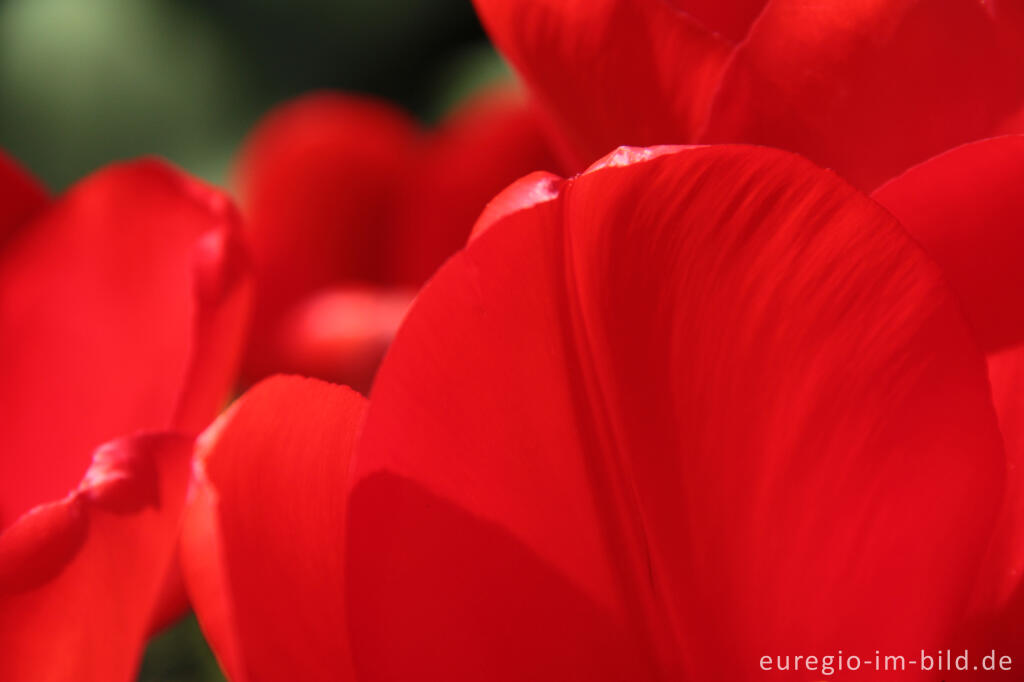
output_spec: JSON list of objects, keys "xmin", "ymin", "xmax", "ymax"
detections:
[
  {"xmin": 473, "ymin": 0, "xmax": 1024, "ymax": 190},
  {"xmin": 0, "ymin": 152, "xmax": 251, "ymax": 682},
  {"xmin": 182, "ymin": 143, "xmax": 1024, "ymax": 680},
  {"xmin": 235, "ymin": 85, "xmax": 562, "ymax": 391}
]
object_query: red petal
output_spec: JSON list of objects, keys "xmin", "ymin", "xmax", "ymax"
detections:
[
  {"xmin": 700, "ymin": 0, "xmax": 1024, "ymax": 190},
  {"xmin": 0, "ymin": 150, "xmax": 48, "ymax": 246},
  {"xmin": 667, "ymin": 0, "xmax": 769, "ymax": 42},
  {"xmin": 0, "ymin": 159, "xmax": 249, "ymax": 532},
  {"xmin": 872, "ymin": 135, "xmax": 1024, "ymax": 352},
  {"xmin": 182, "ymin": 376, "xmax": 367, "ymax": 682},
  {"xmin": 988, "ymin": 0, "xmax": 1024, "ymax": 66},
  {"xmin": 952, "ymin": 346, "xmax": 1024, "ymax": 672},
  {"xmin": 470, "ymin": 170, "xmax": 562, "ymax": 241},
  {"xmin": 271, "ymin": 286, "xmax": 414, "ymax": 395},
  {"xmin": 472, "ymin": 0, "xmax": 731, "ymax": 169},
  {"xmin": 1002, "ymin": 104, "xmax": 1024, "ymax": 136},
  {"xmin": 348, "ymin": 145, "xmax": 1004, "ymax": 678},
  {"xmin": 236, "ymin": 93, "xmax": 418, "ymax": 382},
  {"xmin": 972, "ymin": 348, "xmax": 1024, "ymax": 615},
  {"xmin": 0, "ymin": 433, "xmax": 192, "ymax": 682},
  {"xmin": 387, "ymin": 86, "xmax": 563, "ymax": 285}
]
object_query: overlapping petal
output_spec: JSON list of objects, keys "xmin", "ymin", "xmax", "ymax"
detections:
[
  {"xmin": 182, "ymin": 376, "xmax": 367, "ymax": 682},
  {"xmin": 872, "ymin": 135, "xmax": 1024, "ymax": 353},
  {"xmin": 0, "ymin": 159, "xmax": 250, "ymax": 531},
  {"xmin": 872, "ymin": 136, "xmax": 1024, "ymax": 645},
  {"xmin": 235, "ymin": 93, "xmax": 417, "ymax": 381},
  {"xmin": 475, "ymin": 0, "xmax": 1024, "ymax": 187},
  {"xmin": 702, "ymin": 0, "xmax": 1024, "ymax": 190},
  {"xmin": 472, "ymin": 0, "xmax": 731, "ymax": 169},
  {"xmin": 347, "ymin": 145, "xmax": 1005, "ymax": 679},
  {"xmin": 0, "ymin": 159, "xmax": 251, "ymax": 656},
  {"xmin": 387, "ymin": 86, "xmax": 562, "ymax": 286},
  {"xmin": 236, "ymin": 87, "xmax": 559, "ymax": 386},
  {"xmin": 0, "ymin": 433, "xmax": 193, "ymax": 682}
]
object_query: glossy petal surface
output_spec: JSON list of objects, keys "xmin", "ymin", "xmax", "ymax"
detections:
[
  {"xmin": 0, "ymin": 160, "xmax": 249, "ymax": 531},
  {"xmin": 0, "ymin": 434, "xmax": 193, "ymax": 682},
  {"xmin": 182, "ymin": 376, "xmax": 367, "ymax": 682},
  {"xmin": 348, "ymin": 145, "xmax": 1004, "ymax": 679},
  {"xmin": 701, "ymin": 0, "xmax": 1024, "ymax": 189},
  {"xmin": 472, "ymin": 0, "xmax": 731, "ymax": 169}
]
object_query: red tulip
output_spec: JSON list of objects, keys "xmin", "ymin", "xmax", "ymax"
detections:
[
  {"xmin": 473, "ymin": 0, "xmax": 1024, "ymax": 190},
  {"xmin": 0, "ymin": 153, "xmax": 251, "ymax": 681},
  {"xmin": 236, "ymin": 86, "xmax": 562, "ymax": 390},
  {"xmin": 182, "ymin": 143, "xmax": 1024, "ymax": 680}
]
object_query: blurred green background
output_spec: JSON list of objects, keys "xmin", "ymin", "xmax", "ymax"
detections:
[
  {"xmin": 0, "ymin": 0, "xmax": 509, "ymax": 192},
  {"xmin": 0, "ymin": 0, "xmax": 503, "ymax": 679}
]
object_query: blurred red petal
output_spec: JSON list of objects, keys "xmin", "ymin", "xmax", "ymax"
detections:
[
  {"xmin": 0, "ymin": 159, "xmax": 249, "ymax": 531},
  {"xmin": 387, "ymin": 86, "xmax": 563, "ymax": 285},
  {"xmin": 182, "ymin": 376, "xmax": 367, "ymax": 682},
  {"xmin": 0, "ymin": 150, "xmax": 48, "ymax": 246},
  {"xmin": 0, "ymin": 433, "xmax": 192, "ymax": 682},
  {"xmin": 272, "ymin": 286, "xmax": 413, "ymax": 394},
  {"xmin": 701, "ymin": 0, "xmax": 1024, "ymax": 189},
  {"xmin": 173, "ymin": 223, "xmax": 253, "ymax": 433},
  {"xmin": 236, "ymin": 93, "xmax": 418, "ymax": 381},
  {"xmin": 872, "ymin": 135, "xmax": 1024, "ymax": 352},
  {"xmin": 348, "ymin": 145, "xmax": 1004, "ymax": 678},
  {"xmin": 472, "ymin": 0, "xmax": 731, "ymax": 169}
]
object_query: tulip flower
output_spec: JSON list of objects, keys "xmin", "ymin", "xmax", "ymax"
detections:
[
  {"xmin": 472, "ymin": 0, "xmax": 1024, "ymax": 190},
  {"xmin": 236, "ymin": 85, "xmax": 561, "ymax": 390},
  {"xmin": 0, "ymin": 152, "xmax": 251, "ymax": 681},
  {"xmin": 181, "ymin": 143, "xmax": 1024, "ymax": 680}
]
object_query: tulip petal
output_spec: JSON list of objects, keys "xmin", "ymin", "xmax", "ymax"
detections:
[
  {"xmin": 0, "ymin": 158, "xmax": 249, "ymax": 534},
  {"xmin": 0, "ymin": 433, "xmax": 192, "ymax": 682},
  {"xmin": 472, "ymin": 0, "xmax": 731, "ymax": 169},
  {"xmin": 349, "ymin": 145, "xmax": 1004, "ymax": 678},
  {"xmin": 470, "ymin": 169, "xmax": 562, "ymax": 241},
  {"xmin": 236, "ymin": 93, "xmax": 418, "ymax": 382},
  {"xmin": 667, "ymin": 0, "xmax": 769, "ymax": 42},
  {"xmin": 182, "ymin": 376, "xmax": 367, "ymax": 682},
  {"xmin": 871, "ymin": 136, "xmax": 1024, "ymax": 629},
  {"xmin": 701, "ymin": 0, "xmax": 1024, "ymax": 190},
  {"xmin": 872, "ymin": 135, "xmax": 1024, "ymax": 352},
  {"xmin": 952, "ymin": 347, "xmax": 1024, "ymax": 669},
  {"xmin": 387, "ymin": 86, "xmax": 562, "ymax": 286},
  {"xmin": 0, "ymin": 150, "xmax": 47, "ymax": 245},
  {"xmin": 976, "ymin": 349, "xmax": 1024, "ymax": 612},
  {"xmin": 271, "ymin": 286, "xmax": 414, "ymax": 395}
]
